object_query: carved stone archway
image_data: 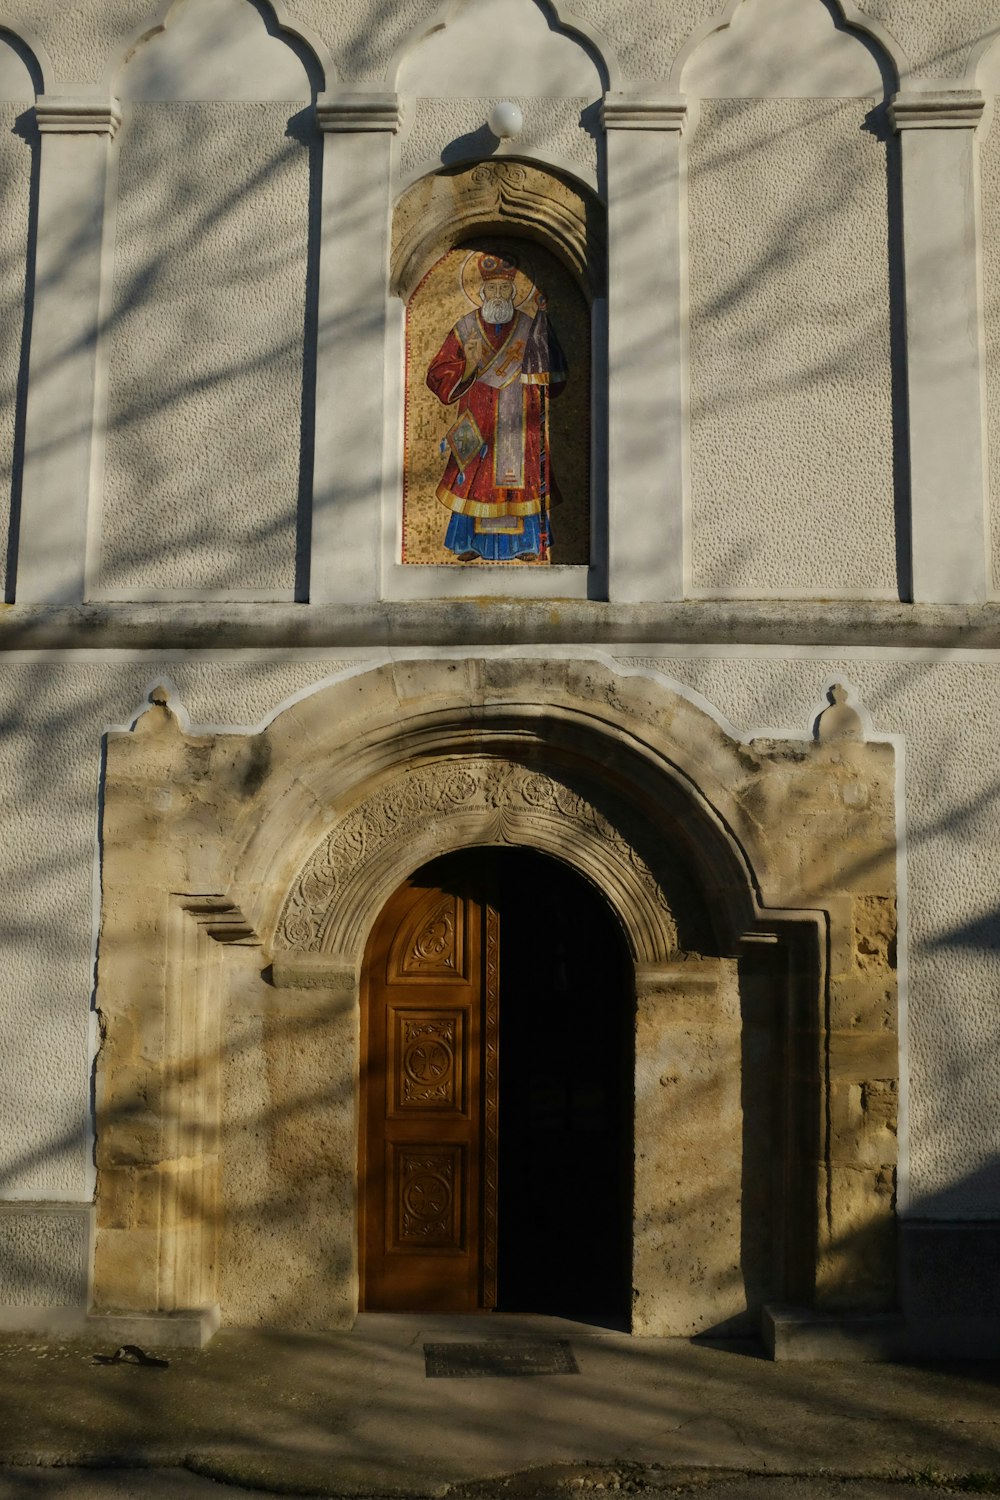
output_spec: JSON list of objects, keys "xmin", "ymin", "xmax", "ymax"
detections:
[
  {"xmin": 274, "ymin": 756, "xmax": 679, "ymax": 971},
  {"xmin": 391, "ymin": 158, "xmax": 606, "ymax": 304},
  {"xmin": 93, "ymin": 657, "xmax": 898, "ymax": 1346}
]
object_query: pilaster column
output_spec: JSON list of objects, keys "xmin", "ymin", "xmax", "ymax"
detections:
[
  {"xmin": 601, "ymin": 91, "xmax": 687, "ymax": 603},
  {"xmin": 16, "ymin": 91, "xmax": 120, "ymax": 604},
  {"xmin": 311, "ymin": 92, "xmax": 400, "ymax": 604},
  {"xmin": 890, "ymin": 90, "xmax": 987, "ymax": 603}
]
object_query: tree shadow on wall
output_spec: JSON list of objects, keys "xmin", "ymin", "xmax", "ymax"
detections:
[
  {"xmin": 0, "ymin": 25, "xmax": 325, "ymax": 604},
  {"xmin": 1, "ymin": 0, "xmax": 1000, "ymax": 1482},
  {"xmin": 2, "ymin": 3, "xmax": 978, "ymax": 608},
  {"xmin": 1, "ymin": 28, "xmax": 43, "ymax": 601}
]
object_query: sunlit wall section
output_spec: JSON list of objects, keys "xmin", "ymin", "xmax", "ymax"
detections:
[
  {"xmin": 0, "ymin": 34, "xmax": 36, "ymax": 603},
  {"xmin": 684, "ymin": 0, "xmax": 898, "ymax": 599},
  {"xmin": 96, "ymin": 0, "xmax": 316, "ymax": 600}
]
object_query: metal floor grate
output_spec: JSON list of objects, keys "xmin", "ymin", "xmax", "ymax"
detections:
[{"xmin": 423, "ymin": 1339, "xmax": 580, "ymax": 1377}]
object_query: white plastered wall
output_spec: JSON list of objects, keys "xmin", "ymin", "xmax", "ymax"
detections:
[
  {"xmin": 396, "ymin": 0, "xmax": 604, "ymax": 99},
  {"xmin": 682, "ymin": 0, "xmax": 898, "ymax": 599},
  {"xmin": 398, "ymin": 96, "xmax": 599, "ymax": 188},
  {"xmin": 0, "ymin": 0, "xmax": 994, "ymax": 90},
  {"xmin": 9, "ymin": 0, "xmax": 1000, "ymax": 612},
  {"xmin": 92, "ymin": 0, "xmax": 316, "ymax": 602},
  {"xmin": 2, "ymin": 648, "xmax": 1000, "ymax": 1309}
]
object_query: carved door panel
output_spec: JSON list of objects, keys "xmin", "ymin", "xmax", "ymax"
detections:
[{"xmin": 361, "ymin": 877, "xmax": 498, "ymax": 1311}]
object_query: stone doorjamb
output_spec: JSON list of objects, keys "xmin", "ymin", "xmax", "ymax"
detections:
[{"xmin": 94, "ymin": 657, "xmax": 897, "ymax": 1344}]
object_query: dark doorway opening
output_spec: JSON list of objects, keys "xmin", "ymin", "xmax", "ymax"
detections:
[
  {"xmin": 489, "ymin": 849, "xmax": 633, "ymax": 1325},
  {"xmin": 359, "ymin": 846, "xmax": 633, "ymax": 1323}
]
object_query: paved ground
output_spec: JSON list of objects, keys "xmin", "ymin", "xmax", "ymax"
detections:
[
  {"xmin": 0, "ymin": 1478, "xmax": 996, "ymax": 1499},
  {"xmin": 0, "ymin": 1315, "xmax": 996, "ymax": 1497}
]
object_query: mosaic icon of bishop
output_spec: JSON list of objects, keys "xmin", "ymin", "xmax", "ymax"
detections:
[{"xmin": 426, "ymin": 252, "xmax": 567, "ymax": 562}]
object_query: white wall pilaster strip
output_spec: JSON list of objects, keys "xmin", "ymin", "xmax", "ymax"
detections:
[
  {"xmin": 311, "ymin": 92, "xmax": 400, "ymax": 604},
  {"xmin": 16, "ymin": 93, "xmax": 121, "ymax": 604},
  {"xmin": 601, "ymin": 92, "xmax": 687, "ymax": 603},
  {"xmin": 890, "ymin": 89, "xmax": 988, "ymax": 603}
]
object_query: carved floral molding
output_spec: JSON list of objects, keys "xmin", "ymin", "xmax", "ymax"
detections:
[{"xmin": 275, "ymin": 757, "xmax": 674, "ymax": 954}]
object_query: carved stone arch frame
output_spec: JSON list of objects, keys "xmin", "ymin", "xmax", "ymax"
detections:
[
  {"xmin": 264, "ymin": 748, "xmax": 828, "ymax": 1335},
  {"xmin": 391, "ymin": 160, "xmax": 605, "ymax": 303},
  {"xmin": 383, "ymin": 157, "xmax": 608, "ymax": 600},
  {"xmin": 93, "ymin": 658, "xmax": 898, "ymax": 1344}
]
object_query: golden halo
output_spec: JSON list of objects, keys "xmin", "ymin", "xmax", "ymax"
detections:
[{"xmin": 460, "ymin": 249, "xmax": 537, "ymax": 311}]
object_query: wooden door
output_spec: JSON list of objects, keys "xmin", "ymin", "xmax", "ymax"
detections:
[{"xmin": 360, "ymin": 872, "xmax": 498, "ymax": 1311}]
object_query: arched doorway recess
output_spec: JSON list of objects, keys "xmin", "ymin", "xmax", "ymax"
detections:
[
  {"xmin": 360, "ymin": 848, "xmax": 633, "ymax": 1323},
  {"xmin": 94, "ymin": 659, "xmax": 898, "ymax": 1345}
]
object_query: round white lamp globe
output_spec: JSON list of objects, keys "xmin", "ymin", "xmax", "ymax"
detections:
[{"xmin": 489, "ymin": 100, "xmax": 523, "ymax": 139}]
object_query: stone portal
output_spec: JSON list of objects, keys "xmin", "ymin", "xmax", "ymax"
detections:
[{"xmin": 93, "ymin": 659, "xmax": 897, "ymax": 1342}]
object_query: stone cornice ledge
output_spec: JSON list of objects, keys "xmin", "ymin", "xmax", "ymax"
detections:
[
  {"xmin": 889, "ymin": 90, "xmax": 985, "ymax": 131},
  {"xmin": 601, "ymin": 92, "xmax": 687, "ymax": 132},
  {"xmin": 4, "ymin": 601, "xmax": 1000, "ymax": 650},
  {"xmin": 35, "ymin": 94, "xmax": 122, "ymax": 138},
  {"xmin": 315, "ymin": 91, "xmax": 401, "ymax": 133}
]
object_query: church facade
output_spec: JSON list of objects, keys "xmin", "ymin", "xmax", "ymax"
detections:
[{"xmin": 0, "ymin": 0, "xmax": 999, "ymax": 1357}]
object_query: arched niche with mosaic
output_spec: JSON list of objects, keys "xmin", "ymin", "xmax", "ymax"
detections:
[{"xmin": 403, "ymin": 234, "xmax": 591, "ymax": 566}]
